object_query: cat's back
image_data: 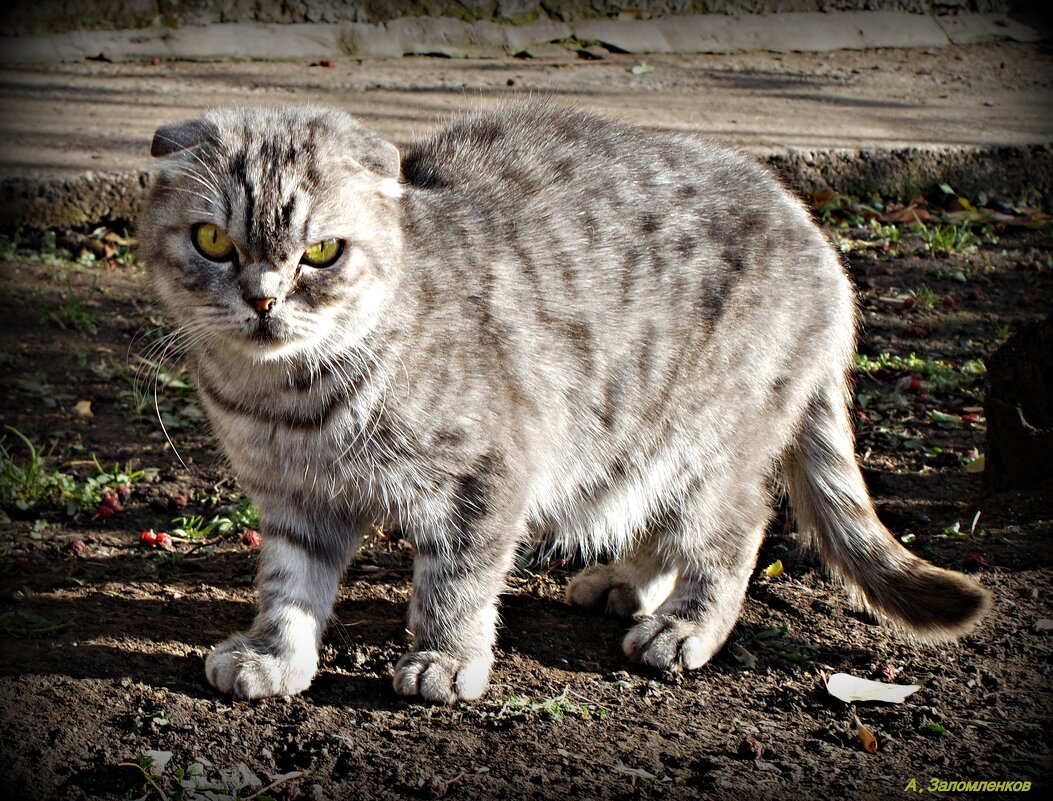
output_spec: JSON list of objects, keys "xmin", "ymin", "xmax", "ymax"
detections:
[{"xmin": 400, "ymin": 101, "xmax": 769, "ymax": 210}]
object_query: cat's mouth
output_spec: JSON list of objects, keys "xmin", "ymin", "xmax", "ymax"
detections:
[
  {"xmin": 249, "ymin": 315, "xmax": 286, "ymax": 346},
  {"xmin": 238, "ymin": 314, "xmax": 309, "ymax": 361}
]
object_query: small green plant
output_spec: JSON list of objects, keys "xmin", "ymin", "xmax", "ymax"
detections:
[
  {"xmin": 171, "ymin": 497, "xmax": 259, "ymax": 540},
  {"xmin": 914, "ymin": 285, "xmax": 937, "ymax": 309},
  {"xmin": 0, "ymin": 427, "xmax": 156, "ymax": 515},
  {"xmin": 732, "ymin": 622, "xmax": 819, "ymax": 665},
  {"xmin": 489, "ymin": 687, "xmax": 608, "ymax": 724},
  {"xmin": 0, "ymin": 427, "xmax": 70, "ymax": 512},
  {"xmin": 933, "ymin": 265, "xmax": 967, "ymax": 283},
  {"xmin": 0, "ymin": 225, "xmax": 138, "ymax": 269},
  {"xmin": 853, "ymin": 352, "xmax": 986, "ymax": 394},
  {"xmin": 45, "ymin": 274, "xmax": 101, "ymax": 334},
  {"xmin": 0, "ymin": 609, "xmax": 72, "ymax": 638},
  {"xmin": 122, "ymin": 708, "xmax": 171, "ymax": 741},
  {"xmin": 121, "ymin": 750, "xmax": 300, "ymax": 800},
  {"xmin": 914, "ymin": 221, "xmax": 981, "ymax": 255}
]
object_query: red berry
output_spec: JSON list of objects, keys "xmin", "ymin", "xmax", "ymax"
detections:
[
  {"xmin": 963, "ymin": 553, "xmax": 988, "ymax": 572},
  {"xmin": 737, "ymin": 735, "xmax": 764, "ymax": 760},
  {"xmin": 92, "ymin": 503, "xmax": 116, "ymax": 519},
  {"xmin": 903, "ymin": 297, "xmax": 916, "ymax": 309},
  {"xmin": 320, "ymin": 59, "xmax": 335, "ymax": 68},
  {"xmin": 960, "ymin": 413, "xmax": 981, "ymax": 424},
  {"xmin": 139, "ymin": 530, "xmax": 158, "ymax": 547},
  {"xmin": 155, "ymin": 532, "xmax": 173, "ymax": 549},
  {"xmin": 942, "ymin": 295, "xmax": 956, "ymax": 308},
  {"xmin": 908, "ymin": 375, "xmax": 923, "ymax": 393},
  {"xmin": 242, "ymin": 529, "xmax": 262, "ymax": 548}
]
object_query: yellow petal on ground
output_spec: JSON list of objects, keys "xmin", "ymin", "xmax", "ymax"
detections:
[
  {"xmin": 763, "ymin": 559, "xmax": 784, "ymax": 579},
  {"xmin": 72, "ymin": 399, "xmax": 94, "ymax": 419},
  {"xmin": 826, "ymin": 672, "xmax": 921, "ymax": 704}
]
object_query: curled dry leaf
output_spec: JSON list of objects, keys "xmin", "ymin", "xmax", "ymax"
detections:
[
  {"xmin": 72, "ymin": 399, "xmax": 94, "ymax": 419},
  {"xmin": 826, "ymin": 672, "xmax": 921, "ymax": 704},
  {"xmin": 853, "ymin": 714, "xmax": 879, "ymax": 753},
  {"xmin": 728, "ymin": 642, "xmax": 757, "ymax": 669}
]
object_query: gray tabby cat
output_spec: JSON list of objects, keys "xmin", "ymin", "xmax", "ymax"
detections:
[{"xmin": 138, "ymin": 102, "xmax": 991, "ymax": 704}]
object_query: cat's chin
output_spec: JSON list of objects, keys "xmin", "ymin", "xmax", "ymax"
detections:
[{"xmin": 226, "ymin": 332, "xmax": 316, "ymax": 363}]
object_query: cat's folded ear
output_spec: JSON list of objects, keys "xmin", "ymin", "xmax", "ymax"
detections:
[
  {"xmin": 356, "ymin": 138, "xmax": 401, "ymax": 180},
  {"xmin": 151, "ymin": 119, "xmax": 215, "ymax": 158}
]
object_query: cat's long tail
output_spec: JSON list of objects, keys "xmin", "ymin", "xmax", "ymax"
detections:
[{"xmin": 784, "ymin": 382, "xmax": 991, "ymax": 641}]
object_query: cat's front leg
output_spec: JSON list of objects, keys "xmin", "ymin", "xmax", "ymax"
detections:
[
  {"xmin": 393, "ymin": 497, "xmax": 523, "ymax": 704},
  {"xmin": 205, "ymin": 519, "xmax": 360, "ymax": 699}
]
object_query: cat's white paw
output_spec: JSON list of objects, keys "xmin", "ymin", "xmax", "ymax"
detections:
[
  {"xmin": 205, "ymin": 633, "xmax": 316, "ymax": 699},
  {"xmin": 623, "ymin": 615, "xmax": 717, "ymax": 672},
  {"xmin": 392, "ymin": 650, "xmax": 492, "ymax": 703}
]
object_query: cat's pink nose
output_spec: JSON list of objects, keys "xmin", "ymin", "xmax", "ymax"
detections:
[{"xmin": 250, "ymin": 297, "xmax": 276, "ymax": 315}]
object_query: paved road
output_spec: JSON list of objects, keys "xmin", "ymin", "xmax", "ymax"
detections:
[{"xmin": 1, "ymin": 36, "xmax": 1051, "ymax": 225}]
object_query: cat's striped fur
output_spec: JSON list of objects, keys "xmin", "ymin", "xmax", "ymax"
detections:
[{"xmin": 138, "ymin": 102, "xmax": 990, "ymax": 703}]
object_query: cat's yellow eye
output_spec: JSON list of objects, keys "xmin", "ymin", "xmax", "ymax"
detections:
[
  {"xmin": 191, "ymin": 223, "xmax": 235, "ymax": 262},
  {"xmin": 300, "ymin": 239, "xmax": 343, "ymax": 268}
]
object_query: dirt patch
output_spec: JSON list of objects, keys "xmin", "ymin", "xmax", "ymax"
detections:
[{"xmin": 0, "ymin": 210, "xmax": 1051, "ymax": 800}]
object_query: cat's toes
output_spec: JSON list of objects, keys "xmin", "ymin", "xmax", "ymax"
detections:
[
  {"xmin": 392, "ymin": 651, "xmax": 491, "ymax": 703},
  {"xmin": 623, "ymin": 615, "xmax": 716, "ymax": 672},
  {"xmin": 565, "ymin": 565, "xmax": 651, "ymax": 618},
  {"xmin": 605, "ymin": 584, "xmax": 644, "ymax": 618},
  {"xmin": 565, "ymin": 564, "xmax": 615, "ymax": 609},
  {"xmin": 205, "ymin": 633, "xmax": 316, "ymax": 699},
  {"xmin": 567, "ymin": 564, "xmax": 644, "ymax": 617}
]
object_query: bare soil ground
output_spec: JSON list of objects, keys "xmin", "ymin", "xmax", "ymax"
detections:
[{"xmin": 0, "ymin": 200, "xmax": 1051, "ymax": 800}]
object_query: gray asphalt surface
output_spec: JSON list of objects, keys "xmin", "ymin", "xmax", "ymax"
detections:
[{"xmin": 1, "ymin": 20, "xmax": 1051, "ymax": 226}]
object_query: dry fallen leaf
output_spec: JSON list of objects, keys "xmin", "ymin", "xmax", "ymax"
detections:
[
  {"xmin": 72, "ymin": 399, "xmax": 94, "ymax": 419},
  {"xmin": 826, "ymin": 672, "xmax": 921, "ymax": 704},
  {"xmin": 144, "ymin": 749, "xmax": 172, "ymax": 776},
  {"xmin": 853, "ymin": 714, "xmax": 879, "ymax": 753},
  {"xmin": 728, "ymin": 642, "xmax": 757, "ymax": 669}
]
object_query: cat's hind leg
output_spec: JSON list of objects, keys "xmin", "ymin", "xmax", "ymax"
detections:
[
  {"xmin": 205, "ymin": 519, "xmax": 360, "ymax": 699},
  {"xmin": 622, "ymin": 482, "xmax": 768, "ymax": 672},
  {"xmin": 566, "ymin": 536, "xmax": 678, "ymax": 619}
]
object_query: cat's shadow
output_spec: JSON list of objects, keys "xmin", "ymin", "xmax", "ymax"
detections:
[{"xmin": 3, "ymin": 563, "xmax": 877, "ymax": 711}]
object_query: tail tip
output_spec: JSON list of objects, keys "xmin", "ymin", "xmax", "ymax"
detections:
[{"xmin": 865, "ymin": 562, "xmax": 993, "ymax": 642}]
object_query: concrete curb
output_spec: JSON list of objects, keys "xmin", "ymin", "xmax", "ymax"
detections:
[
  {"xmin": 0, "ymin": 12, "xmax": 1044, "ymax": 63},
  {"xmin": 5, "ymin": 144, "xmax": 1051, "ymax": 230}
]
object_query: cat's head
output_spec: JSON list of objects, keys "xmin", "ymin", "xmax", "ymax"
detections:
[{"xmin": 138, "ymin": 106, "xmax": 403, "ymax": 363}]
